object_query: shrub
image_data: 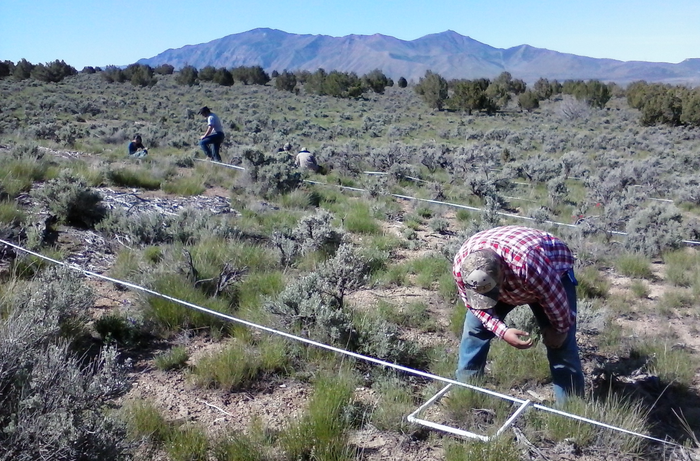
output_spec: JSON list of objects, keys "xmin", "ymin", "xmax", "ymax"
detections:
[
  {"xmin": 280, "ymin": 370, "xmax": 358, "ymax": 461},
  {"xmin": 239, "ymin": 149, "xmax": 302, "ymax": 198},
  {"xmin": 271, "ymin": 209, "xmax": 344, "ymax": 266},
  {"xmin": 94, "ymin": 313, "xmax": 148, "ymax": 347},
  {"xmin": 192, "ymin": 337, "xmax": 289, "ymax": 390},
  {"xmin": 624, "ymin": 203, "xmax": 684, "ymax": 257},
  {"xmin": 0, "ymin": 199, "xmax": 25, "ymax": 225},
  {"xmin": 0, "ymin": 268, "xmax": 131, "ymax": 460},
  {"xmin": 444, "ymin": 438, "xmax": 521, "ymax": 461},
  {"xmin": 30, "ymin": 171, "xmax": 106, "ymax": 228},
  {"xmin": 107, "ymin": 167, "xmax": 163, "ymax": 190},
  {"xmin": 615, "ymin": 253, "xmax": 654, "ymax": 279},
  {"xmin": 370, "ymin": 373, "xmax": 416, "ymax": 432},
  {"xmin": 343, "ymin": 202, "xmax": 381, "ymax": 235},
  {"xmin": 166, "ymin": 424, "xmax": 209, "ymax": 461},
  {"xmin": 576, "ymin": 266, "xmax": 610, "ymax": 299},
  {"xmin": 526, "ymin": 393, "xmax": 648, "ymax": 454},
  {"xmin": 122, "ymin": 399, "xmax": 172, "ymax": 444},
  {"xmin": 154, "ymin": 345, "xmax": 190, "ymax": 371},
  {"xmin": 266, "ymin": 244, "xmax": 368, "ymax": 347}
]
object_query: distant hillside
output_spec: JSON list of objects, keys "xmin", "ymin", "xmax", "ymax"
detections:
[{"xmin": 137, "ymin": 28, "xmax": 700, "ymax": 85}]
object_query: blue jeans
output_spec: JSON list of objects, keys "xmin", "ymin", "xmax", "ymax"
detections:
[
  {"xmin": 456, "ymin": 269, "xmax": 584, "ymax": 403},
  {"xmin": 199, "ymin": 132, "xmax": 224, "ymax": 162}
]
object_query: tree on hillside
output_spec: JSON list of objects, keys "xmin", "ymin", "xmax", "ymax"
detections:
[
  {"xmin": 581, "ymin": 80, "xmax": 611, "ymax": 109},
  {"xmin": 448, "ymin": 78, "xmax": 494, "ymax": 114},
  {"xmin": 486, "ymin": 72, "xmax": 525, "ymax": 108},
  {"xmin": 414, "ymin": 70, "xmax": 448, "ymax": 110},
  {"xmin": 213, "ymin": 67, "xmax": 234, "ymax": 86},
  {"xmin": 518, "ymin": 90, "xmax": 540, "ymax": 112},
  {"xmin": 102, "ymin": 65, "xmax": 126, "ymax": 83},
  {"xmin": 362, "ymin": 69, "xmax": 391, "ymax": 94},
  {"xmin": 0, "ymin": 60, "xmax": 15, "ymax": 78},
  {"xmin": 248, "ymin": 66, "xmax": 271, "ymax": 85},
  {"xmin": 175, "ymin": 65, "xmax": 199, "ymax": 86},
  {"xmin": 304, "ymin": 68, "xmax": 328, "ymax": 95},
  {"xmin": 30, "ymin": 60, "xmax": 77, "ymax": 83},
  {"xmin": 198, "ymin": 66, "xmax": 217, "ymax": 82},
  {"xmin": 231, "ymin": 66, "xmax": 270, "ymax": 85},
  {"xmin": 680, "ymin": 88, "xmax": 700, "ymax": 126},
  {"xmin": 275, "ymin": 70, "xmax": 297, "ymax": 92},
  {"xmin": 154, "ymin": 63, "xmax": 175, "ymax": 75},
  {"xmin": 397, "ymin": 77, "xmax": 408, "ymax": 88},
  {"xmin": 533, "ymin": 77, "xmax": 555, "ymax": 100},
  {"xmin": 13, "ymin": 58, "xmax": 34, "ymax": 81},
  {"xmin": 324, "ymin": 71, "xmax": 365, "ymax": 98},
  {"xmin": 128, "ymin": 65, "xmax": 157, "ymax": 87}
]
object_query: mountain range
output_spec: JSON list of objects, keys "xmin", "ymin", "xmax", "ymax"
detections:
[{"xmin": 137, "ymin": 28, "xmax": 700, "ymax": 85}]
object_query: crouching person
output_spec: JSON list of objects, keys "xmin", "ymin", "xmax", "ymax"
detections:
[
  {"xmin": 127, "ymin": 135, "xmax": 148, "ymax": 158},
  {"xmin": 295, "ymin": 147, "xmax": 320, "ymax": 173},
  {"xmin": 452, "ymin": 225, "xmax": 584, "ymax": 404}
]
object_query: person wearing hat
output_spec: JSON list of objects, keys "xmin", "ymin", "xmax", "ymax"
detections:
[
  {"xmin": 295, "ymin": 146, "xmax": 319, "ymax": 172},
  {"xmin": 452, "ymin": 225, "xmax": 584, "ymax": 403},
  {"xmin": 197, "ymin": 106, "xmax": 224, "ymax": 162}
]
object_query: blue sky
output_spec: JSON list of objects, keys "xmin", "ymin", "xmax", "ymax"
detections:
[{"xmin": 1, "ymin": 0, "xmax": 699, "ymax": 69}]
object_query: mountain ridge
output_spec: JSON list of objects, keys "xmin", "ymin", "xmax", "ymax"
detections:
[{"xmin": 137, "ymin": 28, "xmax": 700, "ymax": 85}]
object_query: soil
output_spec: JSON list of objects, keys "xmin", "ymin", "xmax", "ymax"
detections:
[{"xmin": 5, "ymin": 146, "xmax": 699, "ymax": 461}]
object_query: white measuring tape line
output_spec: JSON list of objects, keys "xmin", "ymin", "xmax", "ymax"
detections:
[
  {"xmin": 194, "ymin": 159, "xmax": 700, "ymax": 246},
  {"xmin": 0, "ymin": 237, "xmax": 681, "ymax": 447}
]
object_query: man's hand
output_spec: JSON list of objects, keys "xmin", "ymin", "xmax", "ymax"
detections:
[
  {"xmin": 503, "ymin": 328, "xmax": 533, "ymax": 349},
  {"xmin": 541, "ymin": 326, "xmax": 568, "ymax": 349}
]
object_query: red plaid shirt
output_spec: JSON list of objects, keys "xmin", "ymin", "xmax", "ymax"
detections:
[{"xmin": 453, "ymin": 226, "xmax": 575, "ymax": 338}]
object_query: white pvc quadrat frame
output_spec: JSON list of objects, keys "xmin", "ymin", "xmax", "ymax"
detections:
[{"xmin": 407, "ymin": 384, "xmax": 532, "ymax": 442}]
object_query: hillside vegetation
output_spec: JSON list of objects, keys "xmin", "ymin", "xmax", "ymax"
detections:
[{"xmin": 1, "ymin": 70, "xmax": 699, "ymax": 461}]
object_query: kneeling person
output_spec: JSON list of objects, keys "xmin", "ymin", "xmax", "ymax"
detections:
[{"xmin": 128, "ymin": 135, "xmax": 148, "ymax": 158}]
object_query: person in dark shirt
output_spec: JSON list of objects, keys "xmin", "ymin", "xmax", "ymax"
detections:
[{"xmin": 127, "ymin": 135, "xmax": 148, "ymax": 158}]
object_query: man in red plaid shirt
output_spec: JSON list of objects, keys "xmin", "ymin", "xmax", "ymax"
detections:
[{"xmin": 453, "ymin": 225, "xmax": 584, "ymax": 403}]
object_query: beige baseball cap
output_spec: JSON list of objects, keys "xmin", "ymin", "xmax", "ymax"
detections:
[{"xmin": 460, "ymin": 249, "xmax": 503, "ymax": 310}]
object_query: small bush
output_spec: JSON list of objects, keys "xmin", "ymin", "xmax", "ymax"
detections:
[
  {"xmin": 370, "ymin": 373, "xmax": 417, "ymax": 433},
  {"xmin": 30, "ymin": 171, "xmax": 106, "ymax": 228},
  {"xmin": 145, "ymin": 272, "xmax": 233, "ymax": 333},
  {"xmin": 0, "ymin": 199, "xmax": 25, "ymax": 225},
  {"xmin": 444, "ymin": 437, "xmax": 521, "ymax": 461},
  {"xmin": 663, "ymin": 249, "xmax": 700, "ymax": 288},
  {"xmin": 239, "ymin": 149, "xmax": 302, "ymax": 198},
  {"xmin": 154, "ymin": 345, "xmax": 190, "ymax": 371},
  {"xmin": 280, "ymin": 370, "xmax": 358, "ymax": 461},
  {"xmin": 631, "ymin": 340, "xmax": 698, "ymax": 387},
  {"xmin": 488, "ymin": 338, "xmax": 551, "ymax": 389},
  {"xmin": 629, "ymin": 280, "xmax": 650, "ymax": 298},
  {"xmin": 162, "ymin": 175, "xmax": 207, "ymax": 195},
  {"xmin": 212, "ymin": 429, "xmax": 269, "ymax": 461},
  {"xmin": 615, "ymin": 253, "xmax": 653, "ymax": 279},
  {"xmin": 526, "ymin": 393, "xmax": 648, "ymax": 454},
  {"xmin": 343, "ymin": 202, "xmax": 381, "ymax": 235},
  {"xmin": 266, "ymin": 244, "xmax": 368, "ymax": 347},
  {"xmin": 123, "ymin": 399, "xmax": 172, "ymax": 444},
  {"xmin": 94, "ymin": 313, "xmax": 147, "ymax": 346},
  {"xmin": 166, "ymin": 424, "xmax": 209, "ymax": 461},
  {"xmin": 576, "ymin": 266, "xmax": 610, "ymax": 299},
  {"xmin": 107, "ymin": 167, "xmax": 162, "ymax": 190},
  {"xmin": 443, "ymin": 384, "xmax": 514, "ymax": 431},
  {"xmin": 192, "ymin": 337, "xmax": 289, "ymax": 391}
]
